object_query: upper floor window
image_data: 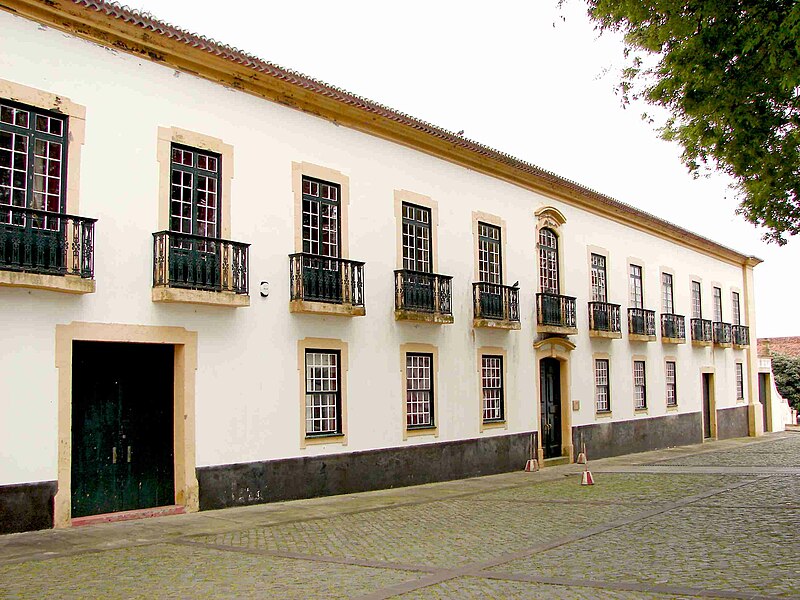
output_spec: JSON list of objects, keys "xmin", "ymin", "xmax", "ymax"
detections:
[
  {"xmin": 305, "ymin": 349, "xmax": 341, "ymax": 436},
  {"xmin": 302, "ymin": 176, "xmax": 340, "ymax": 258},
  {"xmin": 406, "ymin": 353, "xmax": 434, "ymax": 429},
  {"xmin": 170, "ymin": 145, "xmax": 220, "ymax": 239},
  {"xmin": 629, "ymin": 264, "xmax": 643, "ymax": 309},
  {"xmin": 666, "ymin": 361, "xmax": 677, "ymax": 406},
  {"xmin": 595, "ymin": 359, "xmax": 610, "ymax": 412},
  {"xmin": 661, "ymin": 273, "xmax": 674, "ymax": 314},
  {"xmin": 633, "ymin": 360, "xmax": 647, "ymax": 410},
  {"xmin": 481, "ymin": 355, "xmax": 504, "ymax": 422},
  {"xmin": 478, "ymin": 222, "xmax": 501, "ymax": 284},
  {"xmin": 1, "ymin": 101, "xmax": 67, "ymax": 214},
  {"xmin": 538, "ymin": 228, "xmax": 559, "ymax": 294},
  {"xmin": 591, "ymin": 253, "xmax": 607, "ymax": 302},
  {"xmin": 402, "ymin": 203, "xmax": 431, "ymax": 273},
  {"xmin": 691, "ymin": 281, "xmax": 702, "ymax": 319},
  {"xmin": 713, "ymin": 286, "xmax": 723, "ymax": 322},
  {"xmin": 731, "ymin": 291, "xmax": 741, "ymax": 325}
]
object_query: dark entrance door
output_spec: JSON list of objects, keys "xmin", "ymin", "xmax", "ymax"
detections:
[
  {"xmin": 702, "ymin": 373, "xmax": 712, "ymax": 439},
  {"xmin": 758, "ymin": 373, "xmax": 769, "ymax": 432},
  {"xmin": 540, "ymin": 358, "xmax": 562, "ymax": 459},
  {"xmin": 72, "ymin": 342, "xmax": 174, "ymax": 518}
]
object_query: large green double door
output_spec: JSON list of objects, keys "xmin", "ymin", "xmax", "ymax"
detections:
[{"xmin": 71, "ymin": 342, "xmax": 175, "ymax": 518}]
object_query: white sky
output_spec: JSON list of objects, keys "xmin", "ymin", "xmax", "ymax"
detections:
[{"xmin": 124, "ymin": 0, "xmax": 798, "ymax": 337}]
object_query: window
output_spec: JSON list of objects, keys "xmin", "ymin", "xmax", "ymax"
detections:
[
  {"xmin": 633, "ymin": 360, "xmax": 647, "ymax": 409},
  {"xmin": 661, "ymin": 273, "xmax": 674, "ymax": 314},
  {"xmin": 591, "ymin": 253, "xmax": 607, "ymax": 302},
  {"xmin": 713, "ymin": 286, "xmax": 723, "ymax": 322},
  {"xmin": 1, "ymin": 101, "xmax": 67, "ymax": 214},
  {"xmin": 481, "ymin": 355, "xmax": 504, "ymax": 422},
  {"xmin": 691, "ymin": 281, "xmax": 702, "ymax": 319},
  {"xmin": 402, "ymin": 203, "xmax": 431, "ymax": 273},
  {"xmin": 305, "ymin": 350, "xmax": 341, "ymax": 436},
  {"xmin": 538, "ymin": 228, "xmax": 559, "ymax": 294},
  {"xmin": 478, "ymin": 222, "xmax": 501, "ymax": 284},
  {"xmin": 731, "ymin": 292, "xmax": 741, "ymax": 325},
  {"xmin": 406, "ymin": 353, "xmax": 434, "ymax": 428},
  {"xmin": 595, "ymin": 359, "xmax": 610, "ymax": 412},
  {"xmin": 302, "ymin": 176, "xmax": 340, "ymax": 258},
  {"xmin": 736, "ymin": 363, "xmax": 744, "ymax": 400},
  {"xmin": 629, "ymin": 265, "xmax": 643, "ymax": 309},
  {"xmin": 666, "ymin": 361, "xmax": 677, "ymax": 407},
  {"xmin": 170, "ymin": 145, "xmax": 220, "ymax": 239}
]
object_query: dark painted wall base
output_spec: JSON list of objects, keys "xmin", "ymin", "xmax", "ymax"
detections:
[
  {"xmin": 0, "ymin": 481, "xmax": 56, "ymax": 534},
  {"xmin": 716, "ymin": 405, "xmax": 750, "ymax": 440},
  {"xmin": 197, "ymin": 431, "xmax": 534, "ymax": 511},
  {"xmin": 572, "ymin": 412, "xmax": 703, "ymax": 461}
]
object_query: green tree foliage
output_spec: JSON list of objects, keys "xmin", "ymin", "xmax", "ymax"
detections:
[
  {"xmin": 770, "ymin": 353, "xmax": 800, "ymax": 411},
  {"xmin": 583, "ymin": 0, "xmax": 800, "ymax": 244}
]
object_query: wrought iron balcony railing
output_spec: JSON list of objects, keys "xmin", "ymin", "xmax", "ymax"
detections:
[
  {"xmin": 661, "ymin": 313, "xmax": 686, "ymax": 340},
  {"xmin": 691, "ymin": 318, "xmax": 713, "ymax": 342},
  {"xmin": 0, "ymin": 206, "xmax": 96, "ymax": 278},
  {"xmin": 473, "ymin": 282, "xmax": 519, "ymax": 322},
  {"xmin": 536, "ymin": 293, "xmax": 577, "ymax": 329},
  {"xmin": 395, "ymin": 270, "xmax": 452, "ymax": 315},
  {"xmin": 290, "ymin": 253, "xmax": 364, "ymax": 305},
  {"xmin": 588, "ymin": 302, "xmax": 621, "ymax": 333},
  {"xmin": 628, "ymin": 308, "xmax": 656, "ymax": 336},
  {"xmin": 713, "ymin": 321, "xmax": 733, "ymax": 345},
  {"xmin": 732, "ymin": 324, "xmax": 750, "ymax": 347},
  {"xmin": 153, "ymin": 231, "xmax": 249, "ymax": 294}
]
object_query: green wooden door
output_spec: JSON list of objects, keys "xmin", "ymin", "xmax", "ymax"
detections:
[{"xmin": 72, "ymin": 342, "xmax": 174, "ymax": 518}]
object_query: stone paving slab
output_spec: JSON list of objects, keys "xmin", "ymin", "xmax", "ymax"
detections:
[{"xmin": 650, "ymin": 435, "xmax": 800, "ymax": 467}]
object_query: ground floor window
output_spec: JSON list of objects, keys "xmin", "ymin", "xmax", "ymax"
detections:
[
  {"xmin": 406, "ymin": 353, "xmax": 434, "ymax": 428},
  {"xmin": 595, "ymin": 359, "xmax": 610, "ymax": 412},
  {"xmin": 305, "ymin": 350, "xmax": 341, "ymax": 435},
  {"xmin": 481, "ymin": 355, "xmax": 504, "ymax": 422},
  {"xmin": 633, "ymin": 360, "xmax": 647, "ymax": 409},
  {"xmin": 736, "ymin": 362, "xmax": 744, "ymax": 400},
  {"xmin": 666, "ymin": 361, "xmax": 677, "ymax": 406}
]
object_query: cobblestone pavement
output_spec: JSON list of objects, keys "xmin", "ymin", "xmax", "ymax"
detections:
[{"xmin": 1, "ymin": 432, "xmax": 797, "ymax": 599}]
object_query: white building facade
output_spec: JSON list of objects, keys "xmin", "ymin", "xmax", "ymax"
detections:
[{"xmin": 0, "ymin": 0, "xmax": 767, "ymax": 533}]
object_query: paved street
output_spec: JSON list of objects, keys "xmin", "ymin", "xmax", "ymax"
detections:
[{"xmin": 1, "ymin": 432, "xmax": 798, "ymax": 599}]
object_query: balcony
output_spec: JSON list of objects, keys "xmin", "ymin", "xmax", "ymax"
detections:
[
  {"xmin": 588, "ymin": 302, "xmax": 622, "ymax": 339},
  {"xmin": 661, "ymin": 313, "xmax": 686, "ymax": 344},
  {"xmin": 691, "ymin": 318, "xmax": 713, "ymax": 346},
  {"xmin": 536, "ymin": 293, "xmax": 577, "ymax": 335},
  {"xmin": 713, "ymin": 322, "xmax": 733, "ymax": 347},
  {"xmin": 394, "ymin": 270, "xmax": 453, "ymax": 324},
  {"xmin": 473, "ymin": 282, "xmax": 520, "ymax": 329},
  {"xmin": 152, "ymin": 231, "xmax": 250, "ymax": 307},
  {"xmin": 627, "ymin": 308, "xmax": 656, "ymax": 341},
  {"xmin": 289, "ymin": 253, "xmax": 365, "ymax": 317},
  {"xmin": 0, "ymin": 206, "xmax": 96, "ymax": 294},
  {"xmin": 732, "ymin": 325, "xmax": 750, "ymax": 348}
]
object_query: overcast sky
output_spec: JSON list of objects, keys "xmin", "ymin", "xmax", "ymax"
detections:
[{"xmin": 124, "ymin": 0, "xmax": 797, "ymax": 337}]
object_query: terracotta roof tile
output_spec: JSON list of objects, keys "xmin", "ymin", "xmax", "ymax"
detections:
[{"xmin": 758, "ymin": 337, "xmax": 800, "ymax": 358}]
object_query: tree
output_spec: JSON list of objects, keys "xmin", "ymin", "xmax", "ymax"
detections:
[
  {"xmin": 582, "ymin": 0, "xmax": 800, "ymax": 244},
  {"xmin": 770, "ymin": 353, "xmax": 800, "ymax": 411}
]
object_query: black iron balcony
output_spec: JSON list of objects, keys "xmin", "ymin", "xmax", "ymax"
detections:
[
  {"xmin": 290, "ymin": 253, "xmax": 364, "ymax": 306},
  {"xmin": 691, "ymin": 318, "xmax": 713, "ymax": 344},
  {"xmin": 588, "ymin": 302, "xmax": 621, "ymax": 336},
  {"xmin": 732, "ymin": 325, "xmax": 750, "ymax": 347},
  {"xmin": 661, "ymin": 313, "xmax": 686, "ymax": 342},
  {"xmin": 473, "ymin": 282, "xmax": 519, "ymax": 325},
  {"xmin": 536, "ymin": 293, "xmax": 577, "ymax": 332},
  {"xmin": 713, "ymin": 321, "xmax": 733, "ymax": 346},
  {"xmin": 395, "ymin": 270, "xmax": 452, "ymax": 321},
  {"xmin": 153, "ymin": 231, "xmax": 249, "ymax": 294},
  {"xmin": 628, "ymin": 308, "xmax": 656, "ymax": 338},
  {"xmin": 0, "ymin": 206, "xmax": 96, "ymax": 278}
]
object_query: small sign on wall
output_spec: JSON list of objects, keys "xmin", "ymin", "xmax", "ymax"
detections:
[{"xmin": 572, "ymin": 400, "xmax": 580, "ymax": 411}]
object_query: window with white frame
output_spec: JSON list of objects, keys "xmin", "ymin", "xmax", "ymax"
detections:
[
  {"xmin": 406, "ymin": 353, "xmax": 434, "ymax": 428},
  {"xmin": 481, "ymin": 355, "xmax": 504, "ymax": 422},
  {"xmin": 538, "ymin": 228, "xmax": 559, "ymax": 294},
  {"xmin": 713, "ymin": 286, "xmax": 723, "ymax": 322},
  {"xmin": 478, "ymin": 222, "xmax": 501, "ymax": 284},
  {"xmin": 591, "ymin": 253, "xmax": 607, "ymax": 302},
  {"xmin": 736, "ymin": 363, "xmax": 744, "ymax": 400},
  {"xmin": 302, "ymin": 176, "xmax": 340, "ymax": 258},
  {"xmin": 402, "ymin": 203, "xmax": 431, "ymax": 273},
  {"xmin": 595, "ymin": 359, "xmax": 610, "ymax": 412},
  {"xmin": 170, "ymin": 144, "xmax": 220, "ymax": 240},
  {"xmin": 691, "ymin": 281, "xmax": 702, "ymax": 319},
  {"xmin": 629, "ymin": 264, "xmax": 643, "ymax": 309},
  {"xmin": 666, "ymin": 361, "xmax": 677, "ymax": 406},
  {"xmin": 305, "ymin": 350, "xmax": 341, "ymax": 436},
  {"xmin": 661, "ymin": 273, "xmax": 674, "ymax": 314},
  {"xmin": 633, "ymin": 360, "xmax": 647, "ymax": 409},
  {"xmin": 731, "ymin": 291, "xmax": 741, "ymax": 325}
]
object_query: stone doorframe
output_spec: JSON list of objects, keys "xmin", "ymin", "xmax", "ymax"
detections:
[
  {"xmin": 700, "ymin": 368, "xmax": 718, "ymax": 440},
  {"xmin": 54, "ymin": 322, "xmax": 199, "ymax": 527},
  {"xmin": 534, "ymin": 337, "xmax": 575, "ymax": 463}
]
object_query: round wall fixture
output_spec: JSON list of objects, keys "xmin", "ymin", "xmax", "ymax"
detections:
[{"xmin": 259, "ymin": 281, "xmax": 270, "ymax": 297}]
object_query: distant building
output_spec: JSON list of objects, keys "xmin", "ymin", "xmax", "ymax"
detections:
[
  {"xmin": 0, "ymin": 0, "xmax": 766, "ymax": 533},
  {"xmin": 757, "ymin": 338, "xmax": 798, "ymax": 430}
]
